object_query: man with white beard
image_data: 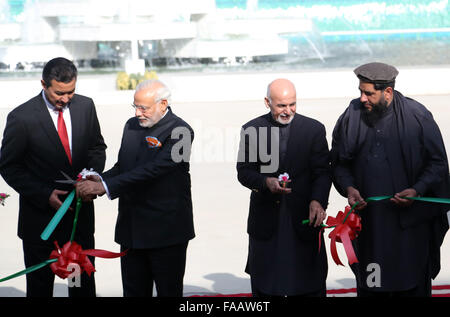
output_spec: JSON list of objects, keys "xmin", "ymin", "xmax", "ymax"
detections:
[
  {"xmin": 76, "ymin": 79, "xmax": 195, "ymax": 297},
  {"xmin": 237, "ymin": 78, "xmax": 332, "ymax": 297}
]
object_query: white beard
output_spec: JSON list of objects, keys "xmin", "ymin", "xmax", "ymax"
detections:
[
  {"xmin": 138, "ymin": 118, "xmax": 157, "ymax": 128},
  {"xmin": 137, "ymin": 112, "xmax": 163, "ymax": 128},
  {"xmin": 276, "ymin": 113, "xmax": 294, "ymax": 125}
]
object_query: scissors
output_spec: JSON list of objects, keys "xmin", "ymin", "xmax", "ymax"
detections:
[{"xmin": 55, "ymin": 170, "xmax": 79, "ymax": 185}]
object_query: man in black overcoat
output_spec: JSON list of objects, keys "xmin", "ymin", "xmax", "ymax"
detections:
[
  {"xmin": 236, "ymin": 78, "xmax": 331, "ymax": 297},
  {"xmin": 331, "ymin": 62, "xmax": 449, "ymax": 296}
]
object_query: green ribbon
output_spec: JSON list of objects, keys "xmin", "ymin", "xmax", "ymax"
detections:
[
  {"xmin": 301, "ymin": 220, "xmax": 327, "ymax": 227},
  {"xmin": 360, "ymin": 195, "xmax": 450, "ymax": 204},
  {"xmin": 40, "ymin": 189, "xmax": 76, "ymax": 241},
  {"xmin": 69, "ymin": 198, "xmax": 82, "ymax": 242},
  {"xmin": 303, "ymin": 195, "xmax": 450, "ymax": 227},
  {"xmin": 1, "ymin": 191, "xmax": 82, "ymax": 283},
  {"xmin": 0, "ymin": 259, "xmax": 58, "ymax": 283}
]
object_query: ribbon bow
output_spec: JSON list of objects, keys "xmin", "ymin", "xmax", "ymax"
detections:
[
  {"xmin": 50, "ymin": 241, "xmax": 95, "ymax": 279},
  {"xmin": 49, "ymin": 241, "xmax": 126, "ymax": 279},
  {"xmin": 0, "ymin": 181, "xmax": 127, "ymax": 284},
  {"xmin": 325, "ymin": 206, "xmax": 362, "ymax": 266},
  {"xmin": 302, "ymin": 195, "xmax": 450, "ymax": 268}
]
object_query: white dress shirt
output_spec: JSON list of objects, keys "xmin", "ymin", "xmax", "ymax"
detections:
[{"xmin": 41, "ymin": 90, "xmax": 73, "ymax": 155}]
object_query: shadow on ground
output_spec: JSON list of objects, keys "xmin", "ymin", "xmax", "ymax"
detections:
[
  {"xmin": 184, "ymin": 272, "xmax": 251, "ymax": 296},
  {"xmin": 0, "ymin": 283, "xmax": 68, "ymax": 297}
]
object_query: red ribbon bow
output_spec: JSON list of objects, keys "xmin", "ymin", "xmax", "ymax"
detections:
[
  {"xmin": 49, "ymin": 241, "xmax": 126, "ymax": 279},
  {"xmin": 325, "ymin": 206, "xmax": 362, "ymax": 266}
]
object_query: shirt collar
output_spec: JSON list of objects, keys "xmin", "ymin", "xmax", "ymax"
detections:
[{"xmin": 160, "ymin": 107, "xmax": 169, "ymax": 120}]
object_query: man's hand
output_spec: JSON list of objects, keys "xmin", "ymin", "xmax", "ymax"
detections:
[
  {"xmin": 84, "ymin": 174, "xmax": 101, "ymax": 182},
  {"xmin": 347, "ymin": 186, "xmax": 367, "ymax": 210},
  {"xmin": 76, "ymin": 180, "xmax": 106, "ymax": 202},
  {"xmin": 309, "ymin": 200, "xmax": 326, "ymax": 227},
  {"xmin": 265, "ymin": 177, "xmax": 292, "ymax": 194},
  {"xmin": 391, "ymin": 188, "xmax": 417, "ymax": 207},
  {"xmin": 49, "ymin": 189, "xmax": 69, "ymax": 211}
]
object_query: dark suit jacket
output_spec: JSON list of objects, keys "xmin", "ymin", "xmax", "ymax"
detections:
[
  {"xmin": 0, "ymin": 92, "xmax": 106, "ymax": 244},
  {"xmin": 102, "ymin": 107, "xmax": 195, "ymax": 249},
  {"xmin": 237, "ymin": 112, "xmax": 332, "ymax": 241}
]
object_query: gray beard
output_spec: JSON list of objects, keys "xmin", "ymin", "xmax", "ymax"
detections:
[{"xmin": 138, "ymin": 118, "xmax": 157, "ymax": 128}]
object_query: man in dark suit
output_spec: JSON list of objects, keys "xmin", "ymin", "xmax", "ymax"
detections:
[
  {"xmin": 0, "ymin": 57, "xmax": 107, "ymax": 297},
  {"xmin": 236, "ymin": 78, "xmax": 331, "ymax": 297},
  {"xmin": 76, "ymin": 79, "xmax": 195, "ymax": 297}
]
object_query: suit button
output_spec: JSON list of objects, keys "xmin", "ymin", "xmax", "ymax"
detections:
[{"xmin": 276, "ymin": 200, "xmax": 280, "ymax": 204}]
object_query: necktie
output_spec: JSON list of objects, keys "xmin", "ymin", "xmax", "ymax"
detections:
[{"xmin": 57, "ymin": 109, "xmax": 72, "ymax": 165}]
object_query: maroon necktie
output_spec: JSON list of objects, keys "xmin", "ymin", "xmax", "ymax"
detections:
[{"xmin": 57, "ymin": 109, "xmax": 72, "ymax": 165}]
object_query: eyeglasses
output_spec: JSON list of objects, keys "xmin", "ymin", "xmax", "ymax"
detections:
[
  {"xmin": 131, "ymin": 99, "xmax": 164, "ymax": 112},
  {"xmin": 131, "ymin": 103, "xmax": 151, "ymax": 111}
]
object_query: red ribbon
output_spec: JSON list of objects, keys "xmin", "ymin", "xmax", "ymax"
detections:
[
  {"xmin": 325, "ymin": 206, "xmax": 362, "ymax": 266},
  {"xmin": 49, "ymin": 241, "xmax": 127, "ymax": 279}
]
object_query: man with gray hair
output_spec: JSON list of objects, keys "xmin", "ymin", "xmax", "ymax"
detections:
[{"xmin": 76, "ymin": 79, "xmax": 195, "ymax": 297}]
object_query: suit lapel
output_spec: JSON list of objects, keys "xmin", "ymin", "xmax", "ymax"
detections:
[
  {"xmin": 34, "ymin": 93, "xmax": 72, "ymax": 169},
  {"xmin": 122, "ymin": 109, "xmax": 176, "ymax": 168},
  {"xmin": 146, "ymin": 109, "xmax": 173, "ymax": 139},
  {"xmin": 69, "ymin": 98, "xmax": 81, "ymax": 169},
  {"xmin": 138, "ymin": 110, "xmax": 174, "ymax": 161}
]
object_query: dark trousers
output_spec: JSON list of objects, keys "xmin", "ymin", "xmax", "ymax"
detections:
[
  {"xmin": 23, "ymin": 240, "xmax": 96, "ymax": 297},
  {"xmin": 357, "ymin": 264, "xmax": 432, "ymax": 297},
  {"xmin": 357, "ymin": 279, "xmax": 432, "ymax": 297},
  {"xmin": 120, "ymin": 242, "xmax": 188, "ymax": 297},
  {"xmin": 251, "ymin": 279, "xmax": 327, "ymax": 298}
]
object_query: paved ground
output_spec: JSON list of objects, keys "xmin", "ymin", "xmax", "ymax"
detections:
[{"xmin": 0, "ymin": 86, "xmax": 448, "ymax": 296}]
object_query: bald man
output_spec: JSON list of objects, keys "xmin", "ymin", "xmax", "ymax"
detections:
[
  {"xmin": 77, "ymin": 79, "xmax": 195, "ymax": 297},
  {"xmin": 237, "ymin": 79, "xmax": 331, "ymax": 297}
]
